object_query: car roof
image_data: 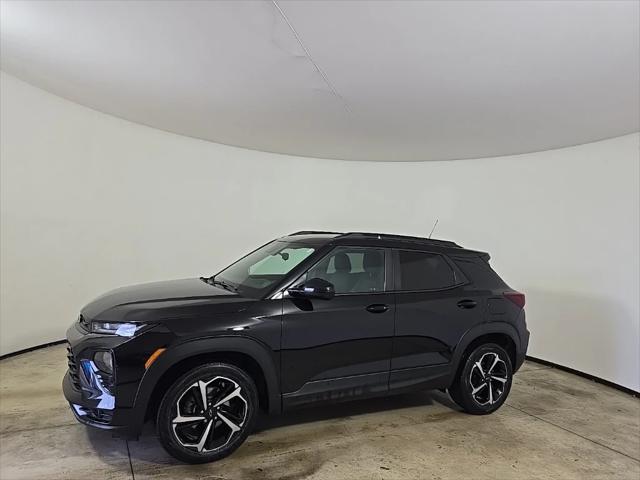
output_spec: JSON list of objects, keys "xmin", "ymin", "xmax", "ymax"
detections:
[
  {"xmin": 280, "ymin": 231, "xmax": 486, "ymax": 255},
  {"xmin": 277, "ymin": 232, "xmax": 342, "ymax": 246}
]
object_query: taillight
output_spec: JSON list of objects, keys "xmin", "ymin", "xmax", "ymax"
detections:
[{"xmin": 504, "ymin": 291, "xmax": 525, "ymax": 308}]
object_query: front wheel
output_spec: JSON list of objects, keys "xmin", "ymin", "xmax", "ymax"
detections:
[
  {"xmin": 156, "ymin": 363, "xmax": 258, "ymax": 463},
  {"xmin": 449, "ymin": 343, "xmax": 513, "ymax": 415}
]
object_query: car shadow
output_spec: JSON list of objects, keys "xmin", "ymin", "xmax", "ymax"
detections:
[
  {"xmin": 254, "ymin": 388, "xmax": 459, "ymax": 432},
  {"xmin": 122, "ymin": 389, "xmax": 460, "ymax": 466}
]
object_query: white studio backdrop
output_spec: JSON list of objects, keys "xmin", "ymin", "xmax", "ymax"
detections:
[{"xmin": 1, "ymin": 72, "xmax": 639, "ymax": 391}]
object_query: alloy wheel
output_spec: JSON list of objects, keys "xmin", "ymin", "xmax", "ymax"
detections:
[
  {"xmin": 468, "ymin": 352, "xmax": 509, "ymax": 406},
  {"xmin": 172, "ymin": 376, "xmax": 248, "ymax": 453}
]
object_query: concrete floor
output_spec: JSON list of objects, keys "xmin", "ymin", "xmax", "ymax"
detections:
[{"xmin": 0, "ymin": 345, "xmax": 638, "ymax": 480}]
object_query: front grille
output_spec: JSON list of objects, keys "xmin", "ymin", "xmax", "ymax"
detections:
[
  {"xmin": 85, "ymin": 407, "xmax": 113, "ymax": 424},
  {"xmin": 72, "ymin": 404, "xmax": 113, "ymax": 425},
  {"xmin": 66, "ymin": 344, "xmax": 81, "ymax": 390}
]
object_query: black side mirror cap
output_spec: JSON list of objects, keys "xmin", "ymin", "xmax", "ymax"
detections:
[{"xmin": 288, "ymin": 278, "xmax": 335, "ymax": 300}]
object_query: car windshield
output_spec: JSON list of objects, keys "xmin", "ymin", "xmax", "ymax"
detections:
[{"xmin": 212, "ymin": 241, "xmax": 316, "ymax": 298}]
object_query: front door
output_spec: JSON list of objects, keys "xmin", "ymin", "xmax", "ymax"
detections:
[{"xmin": 280, "ymin": 246, "xmax": 394, "ymax": 409}]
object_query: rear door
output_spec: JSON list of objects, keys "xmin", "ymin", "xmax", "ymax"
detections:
[
  {"xmin": 390, "ymin": 249, "xmax": 483, "ymax": 391},
  {"xmin": 280, "ymin": 246, "xmax": 395, "ymax": 408}
]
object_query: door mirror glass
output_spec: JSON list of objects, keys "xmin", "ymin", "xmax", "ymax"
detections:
[{"xmin": 288, "ymin": 277, "xmax": 335, "ymax": 300}]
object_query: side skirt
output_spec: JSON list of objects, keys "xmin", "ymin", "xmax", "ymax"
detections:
[
  {"xmin": 388, "ymin": 363, "xmax": 452, "ymax": 395},
  {"xmin": 282, "ymin": 364, "xmax": 453, "ymax": 411},
  {"xmin": 282, "ymin": 371, "xmax": 388, "ymax": 410}
]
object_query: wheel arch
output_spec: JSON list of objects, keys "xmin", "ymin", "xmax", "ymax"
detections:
[
  {"xmin": 129, "ymin": 336, "xmax": 281, "ymax": 436},
  {"xmin": 448, "ymin": 322, "xmax": 521, "ymax": 385}
]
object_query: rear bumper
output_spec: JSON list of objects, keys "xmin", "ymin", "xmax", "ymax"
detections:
[
  {"xmin": 515, "ymin": 328, "xmax": 529, "ymax": 372},
  {"xmin": 512, "ymin": 308, "xmax": 530, "ymax": 373}
]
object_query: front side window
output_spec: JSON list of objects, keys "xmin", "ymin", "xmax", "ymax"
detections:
[
  {"xmin": 298, "ymin": 246, "xmax": 386, "ymax": 294},
  {"xmin": 214, "ymin": 241, "xmax": 315, "ymax": 297},
  {"xmin": 397, "ymin": 250, "xmax": 456, "ymax": 290}
]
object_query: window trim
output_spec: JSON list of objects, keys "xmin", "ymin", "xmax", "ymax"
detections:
[{"xmin": 392, "ymin": 248, "xmax": 469, "ymax": 293}]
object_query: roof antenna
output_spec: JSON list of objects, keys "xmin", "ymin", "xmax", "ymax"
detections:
[{"xmin": 428, "ymin": 219, "xmax": 439, "ymax": 239}]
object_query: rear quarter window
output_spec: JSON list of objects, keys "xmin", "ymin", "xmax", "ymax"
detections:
[
  {"xmin": 451, "ymin": 255, "xmax": 507, "ymax": 288},
  {"xmin": 396, "ymin": 250, "xmax": 458, "ymax": 290}
]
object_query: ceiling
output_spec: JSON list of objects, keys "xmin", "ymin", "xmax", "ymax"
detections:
[{"xmin": 1, "ymin": 1, "xmax": 638, "ymax": 161}]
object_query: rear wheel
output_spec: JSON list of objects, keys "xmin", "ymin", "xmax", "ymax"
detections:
[
  {"xmin": 157, "ymin": 363, "xmax": 258, "ymax": 463},
  {"xmin": 449, "ymin": 343, "xmax": 513, "ymax": 414}
]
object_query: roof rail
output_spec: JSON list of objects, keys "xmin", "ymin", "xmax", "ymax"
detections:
[
  {"xmin": 338, "ymin": 232, "xmax": 460, "ymax": 248},
  {"xmin": 286, "ymin": 231, "xmax": 461, "ymax": 248},
  {"xmin": 288, "ymin": 230, "xmax": 343, "ymax": 236}
]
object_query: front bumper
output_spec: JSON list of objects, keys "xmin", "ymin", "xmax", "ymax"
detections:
[
  {"xmin": 63, "ymin": 317, "xmax": 175, "ymax": 439},
  {"xmin": 63, "ymin": 322, "xmax": 140, "ymax": 438},
  {"xmin": 63, "ymin": 371, "xmax": 140, "ymax": 437}
]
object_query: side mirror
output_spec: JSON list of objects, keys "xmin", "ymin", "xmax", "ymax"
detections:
[{"xmin": 288, "ymin": 278, "xmax": 335, "ymax": 300}]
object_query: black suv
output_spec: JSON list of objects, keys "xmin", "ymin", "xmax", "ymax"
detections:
[{"xmin": 63, "ymin": 231, "xmax": 529, "ymax": 463}]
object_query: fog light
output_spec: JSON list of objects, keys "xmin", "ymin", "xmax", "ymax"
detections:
[{"xmin": 94, "ymin": 351, "xmax": 113, "ymax": 374}]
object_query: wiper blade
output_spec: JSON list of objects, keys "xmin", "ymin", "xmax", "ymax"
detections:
[{"xmin": 208, "ymin": 277, "xmax": 237, "ymax": 292}]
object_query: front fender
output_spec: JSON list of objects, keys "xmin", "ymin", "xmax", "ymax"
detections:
[{"xmin": 128, "ymin": 335, "xmax": 281, "ymax": 435}]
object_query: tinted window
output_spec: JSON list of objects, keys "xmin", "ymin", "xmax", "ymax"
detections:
[
  {"xmin": 249, "ymin": 247, "xmax": 315, "ymax": 275},
  {"xmin": 397, "ymin": 250, "xmax": 455, "ymax": 290},
  {"xmin": 216, "ymin": 241, "xmax": 315, "ymax": 297},
  {"xmin": 452, "ymin": 256, "xmax": 506, "ymax": 288},
  {"xmin": 300, "ymin": 247, "xmax": 386, "ymax": 294}
]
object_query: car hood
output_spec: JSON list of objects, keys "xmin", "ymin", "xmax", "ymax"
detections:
[{"xmin": 82, "ymin": 278, "xmax": 251, "ymax": 323}]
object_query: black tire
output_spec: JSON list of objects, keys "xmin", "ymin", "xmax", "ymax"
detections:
[
  {"xmin": 157, "ymin": 363, "xmax": 259, "ymax": 463},
  {"xmin": 449, "ymin": 343, "xmax": 513, "ymax": 415}
]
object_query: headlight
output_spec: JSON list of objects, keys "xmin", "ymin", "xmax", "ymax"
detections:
[
  {"xmin": 94, "ymin": 351, "xmax": 114, "ymax": 374},
  {"xmin": 91, "ymin": 321, "xmax": 144, "ymax": 337}
]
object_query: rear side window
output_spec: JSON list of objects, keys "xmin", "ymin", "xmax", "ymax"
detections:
[
  {"xmin": 397, "ymin": 250, "xmax": 456, "ymax": 290},
  {"xmin": 452, "ymin": 256, "xmax": 507, "ymax": 289}
]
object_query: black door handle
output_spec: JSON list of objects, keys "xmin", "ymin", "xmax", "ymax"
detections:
[
  {"xmin": 457, "ymin": 299, "xmax": 477, "ymax": 309},
  {"xmin": 366, "ymin": 304, "xmax": 389, "ymax": 314}
]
